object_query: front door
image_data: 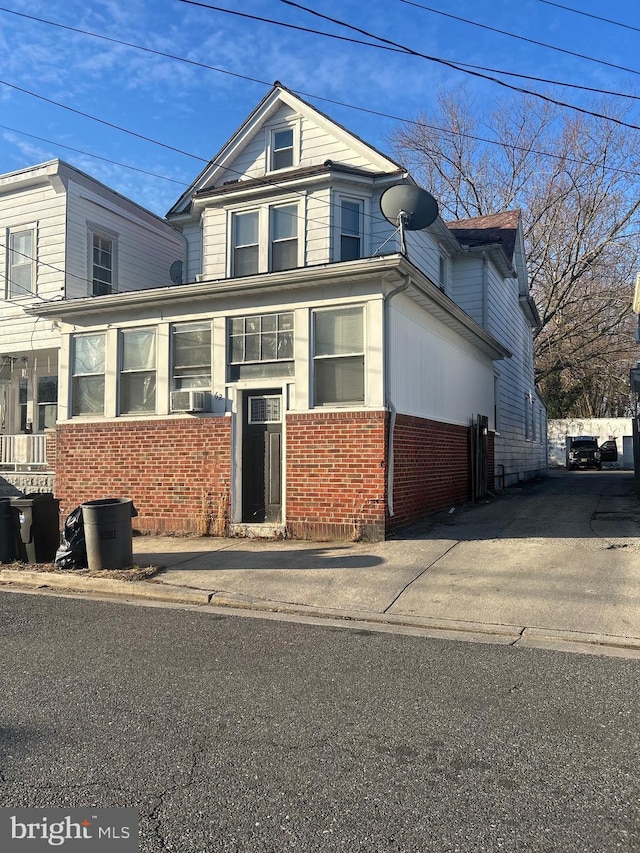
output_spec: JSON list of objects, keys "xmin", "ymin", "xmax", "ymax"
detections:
[{"xmin": 242, "ymin": 390, "xmax": 282, "ymax": 523}]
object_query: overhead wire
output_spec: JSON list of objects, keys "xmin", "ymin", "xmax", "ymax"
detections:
[
  {"xmin": 2, "ymin": 2, "xmax": 640, "ymax": 177},
  {"xmin": 271, "ymin": 0, "xmax": 640, "ymax": 131},
  {"xmin": 536, "ymin": 0, "xmax": 640, "ymax": 35},
  {"xmin": 2, "ymin": 3, "xmax": 638, "ymax": 102},
  {"xmin": 0, "ymin": 123, "xmax": 189, "ymax": 186},
  {"xmin": 400, "ymin": 0, "xmax": 640, "ymax": 78},
  {"xmin": 0, "ymin": 0, "xmax": 639, "ymax": 261}
]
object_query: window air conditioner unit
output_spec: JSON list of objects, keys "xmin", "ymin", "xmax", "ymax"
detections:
[{"xmin": 170, "ymin": 390, "xmax": 206, "ymax": 413}]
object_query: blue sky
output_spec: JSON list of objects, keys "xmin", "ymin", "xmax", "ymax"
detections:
[{"xmin": 0, "ymin": 0, "xmax": 638, "ymax": 216}]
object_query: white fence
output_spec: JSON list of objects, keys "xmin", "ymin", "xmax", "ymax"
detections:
[{"xmin": 0, "ymin": 434, "xmax": 48, "ymax": 469}]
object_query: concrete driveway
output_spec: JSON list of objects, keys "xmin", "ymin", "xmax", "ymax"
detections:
[{"xmin": 130, "ymin": 469, "xmax": 640, "ymax": 655}]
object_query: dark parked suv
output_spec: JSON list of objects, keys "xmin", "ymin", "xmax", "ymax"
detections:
[{"xmin": 567, "ymin": 437, "xmax": 601, "ymax": 470}]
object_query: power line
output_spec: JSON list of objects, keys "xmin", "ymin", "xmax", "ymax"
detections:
[
  {"xmin": 4, "ymin": 2, "xmax": 637, "ymax": 103},
  {"xmin": 2, "ymin": 3, "xmax": 640, "ymax": 231},
  {"xmin": 0, "ymin": 124, "xmax": 188, "ymax": 186},
  {"xmin": 272, "ymin": 0, "xmax": 640, "ymax": 132},
  {"xmin": 400, "ymin": 0, "xmax": 640, "ymax": 78},
  {"xmin": 0, "ymin": 78, "xmax": 208, "ymax": 163},
  {"xmin": 536, "ymin": 0, "xmax": 640, "ymax": 35},
  {"xmin": 3, "ymin": 1, "xmax": 640, "ymax": 167}
]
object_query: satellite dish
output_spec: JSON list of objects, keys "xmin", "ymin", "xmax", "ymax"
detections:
[
  {"xmin": 169, "ymin": 260, "xmax": 183, "ymax": 285},
  {"xmin": 379, "ymin": 183, "xmax": 439, "ymax": 257}
]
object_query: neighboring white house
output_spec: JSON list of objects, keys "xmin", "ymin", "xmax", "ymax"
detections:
[
  {"xmin": 28, "ymin": 84, "xmax": 546, "ymax": 538},
  {"xmin": 0, "ymin": 159, "xmax": 183, "ymax": 484},
  {"xmin": 448, "ymin": 211, "xmax": 548, "ymax": 487}
]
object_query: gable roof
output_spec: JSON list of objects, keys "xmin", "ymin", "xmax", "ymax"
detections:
[
  {"xmin": 446, "ymin": 210, "xmax": 521, "ymax": 263},
  {"xmin": 167, "ymin": 82, "xmax": 404, "ymax": 217}
]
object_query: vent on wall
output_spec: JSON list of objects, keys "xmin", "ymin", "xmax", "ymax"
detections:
[{"xmin": 170, "ymin": 390, "xmax": 206, "ymax": 413}]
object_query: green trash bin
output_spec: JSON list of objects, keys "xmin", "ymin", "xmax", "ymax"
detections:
[
  {"xmin": 0, "ymin": 498, "xmax": 15, "ymax": 563},
  {"xmin": 81, "ymin": 498, "xmax": 136, "ymax": 571},
  {"xmin": 10, "ymin": 493, "xmax": 61, "ymax": 563}
]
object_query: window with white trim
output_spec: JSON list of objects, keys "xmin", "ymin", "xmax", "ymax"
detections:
[
  {"xmin": 119, "ymin": 328, "xmax": 156, "ymax": 414},
  {"xmin": 340, "ymin": 199, "xmax": 363, "ymax": 261},
  {"xmin": 90, "ymin": 228, "xmax": 117, "ymax": 296},
  {"xmin": 313, "ymin": 306, "xmax": 364, "ymax": 405},
  {"xmin": 232, "ymin": 211, "xmax": 259, "ymax": 277},
  {"xmin": 72, "ymin": 333, "xmax": 105, "ymax": 416},
  {"xmin": 231, "ymin": 203, "xmax": 300, "ymax": 277},
  {"xmin": 270, "ymin": 204, "xmax": 298, "ymax": 271},
  {"xmin": 172, "ymin": 322, "xmax": 212, "ymax": 390},
  {"xmin": 6, "ymin": 227, "xmax": 36, "ymax": 298},
  {"xmin": 271, "ymin": 127, "xmax": 294, "ymax": 170}
]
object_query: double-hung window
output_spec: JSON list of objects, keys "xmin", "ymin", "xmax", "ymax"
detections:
[
  {"xmin": 120, "ymin": 328, "xmax": 156, "ymax": 414},
  {"xmin": 72, "ymin": 334, "xmax": 105, "ymax": 416},
  {"xmin": 90, "ymin": 229, "xmax": 116, "ymax": 296},
  {"xmin": 37, "ymin": 376, "xmax": 58, "ymax": 430},
  {"xmin": 313, "ymin": 307, "xmax": 364, "ymax": 405},
  {"xmin": 340, "ymin": 200, "xmax": 363, "ymax": 261},
  {"xmin": 232, "ymin": 211, "xmax": 259, "ymax": 277},
  {"xmin": 7, "ymin": 228, "xmax": 36, "ymax": 298},
  {"xmin": 172, "ymin": 322, "xmax": 212, "ymax": 390},
  {"xmin": 271, "ymin": 127, "xmax": 294, "ymax": 170},
  {"xmin": 270, "ymin": 205, "xmax": 298, "ymax": 272},
  {"xmin": 231, "ymin": 204, "xmax": 299, "ymax": 277}
]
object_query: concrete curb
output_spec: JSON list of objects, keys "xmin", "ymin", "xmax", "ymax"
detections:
[
  {"xmin": 0, "ymin": 570, "xmax": 210, "ymax": 606},
  {"xmin": 2, "ymin": 569, "xmax": 639, "ymax": 657}
]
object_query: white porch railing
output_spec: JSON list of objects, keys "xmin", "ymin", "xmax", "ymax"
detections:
[{"xmin": 0, "ymin": 434, "xmax": 48, "ymax": 469}]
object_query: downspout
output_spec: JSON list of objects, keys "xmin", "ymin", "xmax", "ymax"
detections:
[{"xmin": 384, "ymin": 274, "xmax": 411, "ymax": 518}]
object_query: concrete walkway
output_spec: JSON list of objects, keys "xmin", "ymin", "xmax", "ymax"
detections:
[{"xmin": 2, "ymin": 470, "xmax": 640, "ymax": 657}]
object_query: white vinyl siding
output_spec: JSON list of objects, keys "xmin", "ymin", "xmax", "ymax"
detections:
[{"xmin": 64, "ymin": 180, "xmax": 182, "ymax": 298}]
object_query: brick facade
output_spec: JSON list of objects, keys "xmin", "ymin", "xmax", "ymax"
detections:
[
  {"xmin": 388, "ymin": 414, "xmax": 493, "ymax": 534},
  {"xmin": 52, "ymin": 411, "xmax": 492, "ymax": 540},
  {"xmin": 54, "ymin": 417, "xmax": 232, "ymax": 534},
  {"xmin": 285, "ymin": 411, "xmax": 388, "ymax": 541}
]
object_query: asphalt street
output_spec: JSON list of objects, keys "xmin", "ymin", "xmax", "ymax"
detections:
[{"xmin": 0, "ymin": 592, "xmax": 638, "ymax": 852}]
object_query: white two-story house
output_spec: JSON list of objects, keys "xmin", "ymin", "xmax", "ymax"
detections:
[
  {"xmin": 0, "ymin": 159, "xmax": 183, "ymax": 492},
  {"xmin": 30, "ymin": 84, "xmax": 545, "ymax": 539}
]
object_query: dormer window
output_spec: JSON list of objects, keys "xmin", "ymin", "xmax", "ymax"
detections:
[{"xmin": 271, "ymin": 127, "xmax": 294, "ymax": 171}]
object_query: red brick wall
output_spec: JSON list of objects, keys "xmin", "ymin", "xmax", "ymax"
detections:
[
  {"xmin": 52, "ymin": 412, "xmax": 493, "ymax": 540},
  {"xmin": 285, "ymin": 411, "xmax": 388, "ymax": 541},
  {"xmin": 54, "ymin": 417, "xmax": 232, "ymax": 534},
  {"xmin": 389, "ymin": 414, "xmax": 475, "ymax": 533}
]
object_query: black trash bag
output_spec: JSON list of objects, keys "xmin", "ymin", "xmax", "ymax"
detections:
[{"xmin": 54, "ymin": 506, "xmax": 87, "ymax": 569}]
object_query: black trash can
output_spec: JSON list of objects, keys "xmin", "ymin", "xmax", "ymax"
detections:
[
  {"xmin": 10, "ymin": 493, "xmax": 61, "ymax": 563},
  {"xmin": 81, "ymin": 498, "xmax": 135, "ymax": 571},
  {"xmin": 0, "ymin": 498, "xmax": 15, "ymax": 563}
]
